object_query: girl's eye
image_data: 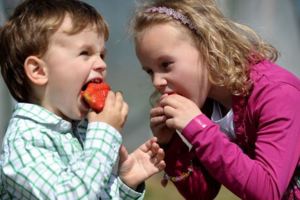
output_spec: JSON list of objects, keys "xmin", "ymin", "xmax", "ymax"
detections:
[
  {"xmin": 80, "ymin": 51, "xmax": 89, "ymax": 56},
  {"xmin": 161, "ymin": 61, "xmax": 172, "ymax": 69},
  {"xmin": 143, "ymin": 68, "xmax": 153, "ymax": 77},
  {"xmin": 146, "ymin": 70, "xmax": 153, "ymax": 76}
]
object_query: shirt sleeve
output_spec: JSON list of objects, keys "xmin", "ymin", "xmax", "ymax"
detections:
[
  {"xmin": 163, "ymin": 133, "xmax": 221, "ymax": 199},
  {"xmin": 0, "ymin": 121, "xmax": 143, "ymax": 199},
  {"xmin": 182, "ymin": 84, "xmax": 300, "ymax": 200},
  {"xmin": 100, "ymin": 171, "xmax": 145, "ymax": 199}
]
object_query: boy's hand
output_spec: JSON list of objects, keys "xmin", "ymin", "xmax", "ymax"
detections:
[
  {"xmin": 87, "ymin": 91, "xmax": 128, "ymax": 132},
  {"xmin": 118, "ymin": 137, "xmax": 165, "ymax": 189}
]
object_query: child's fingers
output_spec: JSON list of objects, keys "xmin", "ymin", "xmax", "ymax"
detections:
[
  {"xmin": 139, "ymin": 137, "xmax": 154, "ymax": 153},
  {"xmin": 121, "ymin": 101, "xmax": 129, "ymax": 117},
  {"xmin": 156, "ymin": 160, "xmax": 166, "ymax": 171},
  {"xmin": 144, "ymin": 137, "xmax": 157, "ymax": 147},
  {"xmin": 114, "ymin": 91, "xmax": 125, "ymax": 110},
  {"xmin": 151, "ymin": 147, "xmax": 165, "ymax": 163},
  {"xmin": 150, "ymin": 107, "xmax": 164, "ymax": 117},
  {"xmin": 104, "ymin": 91, "xmax": 115, "ymax": 107},
  {"xmin": 148, "ymin": 138, "xmax": 160, "ymax": 155},
  {"xmin": 151, "ymin": 141, "xmax": 160, "ymax": 153},
  {"xmin": 150, "ymin": 115, "xmax": 167, "ymax": 126},
  {"xmin": 156, "ymin": 148, "xmax": 165, "ymax": 161}
]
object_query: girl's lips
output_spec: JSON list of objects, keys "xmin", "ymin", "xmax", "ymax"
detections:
[
  {"xmin": 160, "ymin": 92, "xmax": 176, "ymax": 99},
  {"xmin": 166, "ymin": 92, "xmax": 176, "ymax": 95}
]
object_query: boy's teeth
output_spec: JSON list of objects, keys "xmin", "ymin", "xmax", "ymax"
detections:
[{"xmin": 91, "ymin": 79, "xmax": 101, "ymax": 83}]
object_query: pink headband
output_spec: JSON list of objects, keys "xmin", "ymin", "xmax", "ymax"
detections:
[{"xmin": 145, "ymin": 6, "xmax": 196, "ymax": 31}]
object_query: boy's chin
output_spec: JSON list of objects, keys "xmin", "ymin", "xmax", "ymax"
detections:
[
  {"xmin": 76, "ymin": 110, "xmax": 89, "ymax": 121},
  {"xmin": 62, "ymin": 110, "xmax": 87, "ymax": 122}
]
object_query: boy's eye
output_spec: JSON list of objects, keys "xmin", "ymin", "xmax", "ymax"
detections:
[{"xmin": 100, "ymin": 53, "xmax": 106, "ymax": 60}]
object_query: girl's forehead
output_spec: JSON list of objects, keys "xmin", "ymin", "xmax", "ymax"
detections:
[{"xmin": 137, "ymin": 23, "xmax": 195, "ymax": 49}]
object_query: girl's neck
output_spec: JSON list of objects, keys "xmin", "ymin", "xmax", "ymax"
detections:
[{"xmin": 209, "ymin": 86, "xmax": 232, "ymax": 110}]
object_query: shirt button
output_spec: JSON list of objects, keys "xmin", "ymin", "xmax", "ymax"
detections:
[{"xmin": 66, "ymin": 133, "xmax": 73, "ymax": 140}]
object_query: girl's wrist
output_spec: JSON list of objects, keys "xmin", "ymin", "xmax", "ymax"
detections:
[{"xmin": 156, "ymin": 131, "xmax": 177, "ymax": 149}]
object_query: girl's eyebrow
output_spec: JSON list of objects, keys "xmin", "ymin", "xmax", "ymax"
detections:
[{"xmin": 142, "ymin": 66, "xmax": 150, "ymax": 71}]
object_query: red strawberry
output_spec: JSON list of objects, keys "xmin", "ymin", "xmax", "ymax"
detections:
[{"xmin": 81, "ymin": 82, "xmax": 111, "ymax": 112}]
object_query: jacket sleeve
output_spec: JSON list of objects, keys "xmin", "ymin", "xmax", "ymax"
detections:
[
  {"xmin": 182, "ymin": 84, "xmax": 300, "ymax": 200},
  {"xmin": 164, "ymin": 133, "xmax": 221, "ymax": 199}
]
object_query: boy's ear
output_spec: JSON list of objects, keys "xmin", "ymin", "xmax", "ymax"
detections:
[{"xmin": 24, "ymin": 56, "xmax": 48, "ymax": 85}]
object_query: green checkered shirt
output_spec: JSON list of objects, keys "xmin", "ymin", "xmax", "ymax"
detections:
[{"xmin": 0, "ymin": 103, "xmax": 145, "ymax": 199}]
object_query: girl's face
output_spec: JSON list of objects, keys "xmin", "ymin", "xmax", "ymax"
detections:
[
  {"xmin": 135, "ymin": 23, "xmax": 211, "ymax": 108},
  {"xmin": 40, "ymin": 16, "xmax": 107, "ymax": 121}
]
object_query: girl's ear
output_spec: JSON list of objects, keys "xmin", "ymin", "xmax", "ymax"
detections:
[{"xmin": 24, "ymin": 56, "xmax": 48, "ymax": 86}]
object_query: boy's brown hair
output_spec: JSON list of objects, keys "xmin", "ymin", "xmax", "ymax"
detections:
[{"xmin": 0, "ymin": 0, "xmax": 109, "ymax": 102}]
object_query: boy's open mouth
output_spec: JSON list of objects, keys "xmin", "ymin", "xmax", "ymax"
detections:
[{"xmin": 81, "ymin": 78, "xmax": 102, "ymax": 91}]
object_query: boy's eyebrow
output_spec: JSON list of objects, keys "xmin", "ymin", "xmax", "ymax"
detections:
[
  {"xmin": 78, "ymin": 43, "xmax": 106, "ymax": 53},
  {"xmin": 103, "ymin": 47, "xmax": 107, "ymax": 54}
]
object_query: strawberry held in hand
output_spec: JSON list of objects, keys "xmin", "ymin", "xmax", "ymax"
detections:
[{"xmin": 81, "ymin": 82, "xmax": 111, "ymax": 112}]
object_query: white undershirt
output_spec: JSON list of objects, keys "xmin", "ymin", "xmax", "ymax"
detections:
[
  {"xmin": 211, "ymin": 102, "xmax": 236, "ymax": 140},
  {"xmin": 177, "ymin": 101, "xmax": 236, "ymax": 150}
]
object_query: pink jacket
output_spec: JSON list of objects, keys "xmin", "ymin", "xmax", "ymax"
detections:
[{"xmin": 164, "ymin": 60, "xmax": 300, "ymax": 200}]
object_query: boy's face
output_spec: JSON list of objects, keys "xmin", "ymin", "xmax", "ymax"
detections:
[{"xmin": 40, "ymin": 16, "xmax": 107, "ymax": 121}]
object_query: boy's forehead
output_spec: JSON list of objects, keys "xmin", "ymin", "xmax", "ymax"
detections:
[
  {"xmin": 48, "ymin": 18, "xmax": 103, "ymax": 48},
  {"xmin": 57, "ymin": 15, "xmax": 80, "ymax": 33},
  {"xmin": 56, "ymin": 15, "xmax": 98, "ymax": 34},
  {"xmin": 58, "ymin": 15, "xmax": 73, "ymax": 32}
]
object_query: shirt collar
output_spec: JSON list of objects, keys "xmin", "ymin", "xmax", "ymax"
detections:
[
  {"xmin": 12, "ymin": 103, "xmax": 72, "ymax": 133},
  {"xmin": 211, "ymin": 101, "xmax": 236, "ymax": 140}
]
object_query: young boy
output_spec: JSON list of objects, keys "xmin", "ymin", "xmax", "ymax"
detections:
[{"xmin": 0, "ymin": 0, "xmax": 165, "ymax": 199}]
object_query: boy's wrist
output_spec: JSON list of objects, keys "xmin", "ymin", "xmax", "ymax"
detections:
[
  {"xmin": 118, "ymin": 177, "xmax": 145, "ymax": 197},
  {"xmin": 119, "ymin": 174, "xmax": 139, "ymax": 190}
]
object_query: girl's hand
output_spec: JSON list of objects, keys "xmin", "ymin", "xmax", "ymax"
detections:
[
  {"xmin": 160, "ymin": 94, "xmax": 202, "ymax": 131},
  {"xmin": 118, "ymin": 137, "xmax": 165, "ymax": 189},
  {"xmin": 150, "ymin": 106, "xmax": 176, "ymax": 145},
  {"xmin": 87, "ymin": 91, "xmax": 128, "ymax": 132}
]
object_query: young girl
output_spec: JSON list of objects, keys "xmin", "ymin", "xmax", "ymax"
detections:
[
  {"xmin": 131, "ymin": 0, "xmax": 300, "ymax": 199},
  {"xmin": 0, "ymin": 0, "xmax": 165, "ymax": 199}
]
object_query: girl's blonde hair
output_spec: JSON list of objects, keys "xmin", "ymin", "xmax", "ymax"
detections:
[{"xmin": 131, "ymin": 0, "xmax": 278, "ymax": 96}]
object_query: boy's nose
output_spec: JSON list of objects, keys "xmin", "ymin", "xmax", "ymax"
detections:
[{"xmin": 93, "ymin": 57, "xmax": 107, "ymax": 71}]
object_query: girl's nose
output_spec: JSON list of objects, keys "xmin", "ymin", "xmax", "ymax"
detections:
[{"xmin": 153, "ymin": 73, "xmax": 167, "ymax": 92}]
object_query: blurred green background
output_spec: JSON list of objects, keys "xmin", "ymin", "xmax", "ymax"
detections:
[
  {"xmin": 1, "ymin": 1, "xmax": 300, "ymax": 199},
  {"xmin": 144, "ymin": 173, "xmax": 239, "ymax": 200}
]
